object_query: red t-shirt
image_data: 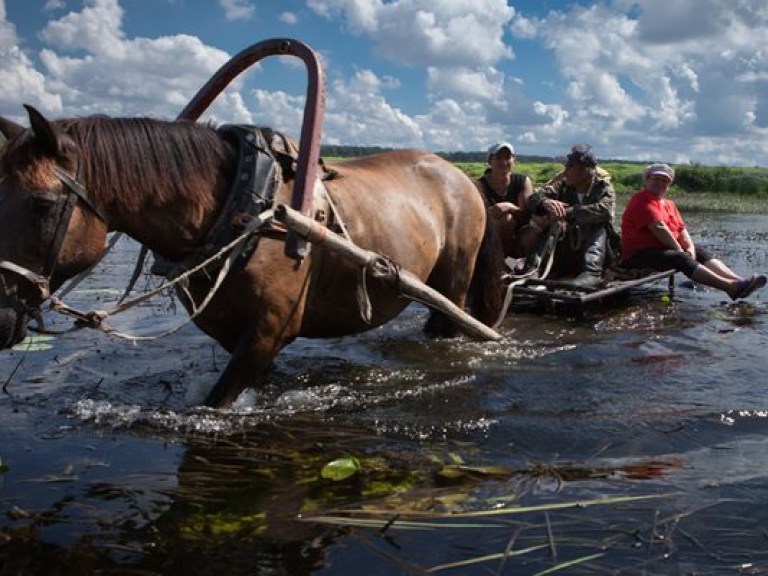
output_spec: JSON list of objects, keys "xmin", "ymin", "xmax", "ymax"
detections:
[{"xmin": 621, "ymin": 189, "xmax": 686, "ymax": 261}]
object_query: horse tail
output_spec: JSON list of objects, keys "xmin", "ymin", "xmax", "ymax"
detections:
[{"xmin": 468, "ymin": 215, "xmax": 505, "ymax": 327}]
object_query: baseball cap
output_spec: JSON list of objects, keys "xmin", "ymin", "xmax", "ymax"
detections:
[
  {"xmin": 487, "ymin": 141, "xmax": 515, "ymax": 156},
  {"xmin": 644, "ymin": 163, "xmax": 675, "ymax": 180},
  {"xmin": 564, "ymin": 143, "xmax": 597, "ymax": 167}
]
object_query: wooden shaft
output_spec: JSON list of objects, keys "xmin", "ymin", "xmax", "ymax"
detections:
[{"xmin": 274, "ymin": 204, "xmax": 502, "ymax": 341}]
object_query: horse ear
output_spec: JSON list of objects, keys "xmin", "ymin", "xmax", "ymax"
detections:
[
  {"xmin": 0, "ymin": 115, "xmax": 24, "ymax": 141},
  {"xmin": 24, "ymin": 104, "xmax": 64, "ymax": 156}
]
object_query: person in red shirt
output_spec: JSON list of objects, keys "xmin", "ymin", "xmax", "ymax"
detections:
[{"xmin": 621, "ymin": 163, "xmax": 766, "ymax": 300}]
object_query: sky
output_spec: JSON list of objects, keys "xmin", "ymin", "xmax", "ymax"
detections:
[{"xmin": 1, "ymin": 0, "xmax": 768, "ymax": 167}]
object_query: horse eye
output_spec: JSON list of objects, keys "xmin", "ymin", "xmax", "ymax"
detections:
[{"xmin": 28, "ymin": 191, "xmax": 59, "ymax": 212}]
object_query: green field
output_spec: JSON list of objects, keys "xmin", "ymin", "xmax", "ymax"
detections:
[{"xmin": 455, "ymin": 160, "xmax": 768, "ymax": 214}]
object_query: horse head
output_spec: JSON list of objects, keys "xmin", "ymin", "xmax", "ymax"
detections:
[{"xmin": 0, "ymin": 105, "xmax": 109, "ymax": 348}]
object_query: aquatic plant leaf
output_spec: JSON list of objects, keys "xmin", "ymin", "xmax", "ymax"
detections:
[
  {"xmin": 11, "ymin": 334, "xmax": 55, "ymax": 352},
  {"xmin": 531, "ymin": 552, "xmax": 605, "ymax": 575},
  {"xmin": 321, "ymin": 457, "xmax": 361, "ymax": 481},
  {"xmin": 426, "ymin": 544, "xmax": 548, "ymax": 573},
  {"xmin": 179, "ymin": 511, "xmax": 267, "ymax": 539},
  {"xmin": 437, "ymin": 464, "xmax": 511, "ymax": 480}
]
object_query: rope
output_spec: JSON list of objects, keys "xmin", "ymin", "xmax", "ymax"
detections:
[
  {"xmin": 44, "ymin": 209, "xmax": 274, "ymax": 341},
  {"xmin": 320, "ymin": 182, "xmax": 380, "ymax": 324},
  {"xmin": 56, "ymin": 232, "xmax": 123, "ymax": 301},
  {"xmin": 492, "ymin": 221, "xmax": 564, "ymax": 329}
]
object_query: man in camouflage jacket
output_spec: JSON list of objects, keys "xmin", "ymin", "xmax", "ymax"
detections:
[{"xmin": 526, "ymin": 144, "xmax": 618, "ymax": 286}]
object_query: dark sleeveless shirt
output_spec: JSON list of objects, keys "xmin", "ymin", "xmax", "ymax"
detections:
[{"xmin": 479, "ymin": 172, "xmax": 528, "ymax": 206}]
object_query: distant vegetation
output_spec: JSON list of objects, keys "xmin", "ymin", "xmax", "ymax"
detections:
[
  {"xmin": 454, "ymin": 160, "xmax": 768, "ymax": 196},
  {"xmin": 323, "ymin": 146, "xmax": 768, "ymax": 213},
  {"xmin": 321, "ymin": 146, "xmax": 768, "ymax": 196},
  {"xmin": 322, "ymin": 145, "xmax": 768, "ymax": 197}
]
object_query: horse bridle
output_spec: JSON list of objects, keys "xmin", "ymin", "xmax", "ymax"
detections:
[{"xmin": 0, "ymin": 166, "xmax": 107, "ymax": 305}]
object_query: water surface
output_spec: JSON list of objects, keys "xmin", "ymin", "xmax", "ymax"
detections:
[{"xmin": 1, "ymin": 212, "xmax": 767, "ymax": 575}]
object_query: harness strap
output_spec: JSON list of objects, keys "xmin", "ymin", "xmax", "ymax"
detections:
[
  {"xmin": 56, "ymin": 232, "xmax": 124, "ymax": 301},
  {"xmin": 53, "ymin": 167, "xmax": 109, "ymax": 223},
  {"xmin": 43, "ymin": 190, "xmax": 78, "ymax": 280},
  {"xmin": 149, "ymin": 125, "xmax": 280, "ymax": 280},
  {"xmin": 0, "ymin": 261, "xmax": 49, "ymax": 301}
]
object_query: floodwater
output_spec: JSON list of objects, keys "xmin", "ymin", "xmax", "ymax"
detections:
[{"xmin": 1, "ymin": 212, "xmax": 767, "ymax": 575}]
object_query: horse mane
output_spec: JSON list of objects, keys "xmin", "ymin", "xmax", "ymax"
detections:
[{"xmin": 59, "ymin": 117, "xmax": 236, "ymax": 217}]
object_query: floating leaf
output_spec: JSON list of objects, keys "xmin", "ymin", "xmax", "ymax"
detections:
[
  {"xmin": 11, "ymin": 334, "xmax": 55, "ymax": 352},
  {"xmin": 321, "ymin": 457, "xmax": 361, "ymax": 481}
]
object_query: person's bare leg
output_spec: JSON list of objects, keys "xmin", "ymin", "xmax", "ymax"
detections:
[
  {"xmin": 703, "ymin": 258, "xmax": 741, "ymax": 281},
  {"xmin": 690, "ymin": 264, "xmax": 741, "ymax": 298}
]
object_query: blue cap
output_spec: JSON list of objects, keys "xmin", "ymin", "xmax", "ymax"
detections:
[{"xmin": 565, "ymin": 143, "xmax": 597, "ymax": 167}]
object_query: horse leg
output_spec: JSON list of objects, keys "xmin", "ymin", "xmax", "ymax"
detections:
[
  {"xmin": 199, "ymin": 272, "xmax": 308, "ymax": 408},
  {"xmin": 423, "ymin": 307, "xmax": 461, "ymax": 338},
  {"xmin": 467, "ymin": 219, "xmax": 505, "ymax": 326},
  {"xmin": 205, "ymin": 337, "xmax": 268, "ymax": 407},
  {"xmin": 421, "ymin": 261, "xmax": 473, "ymax": 338},
  {"xmin": 423, "ymin": 217, "xmax": 503, "ymax": 337},
  {"xmin": 203, "ymin": 321, "xmax": 297, "ymax": 408}
]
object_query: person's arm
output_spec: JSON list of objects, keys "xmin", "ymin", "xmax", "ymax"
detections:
[
  {"xmin": 516, "ymin": 175, "xmax": 535, "ymax": 209},
  {"xmin": 648, "ymin": 220, "xmax": 683, "ymax": 251},
  {"xmin": 488, "ymin": 201, "xmax": 523, "ymax": 219},
  {"xmin": 678, "ymin": 227, "xmax": 696, "ymax": 259},
  {"xmin": 527, "ymin": 183, "xmax": 568, "ymax": 220}
]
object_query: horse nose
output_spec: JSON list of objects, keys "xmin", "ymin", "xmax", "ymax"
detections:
[{"xmin": 0, "ymin": 306, "xmax": 27, "ymax": 349}]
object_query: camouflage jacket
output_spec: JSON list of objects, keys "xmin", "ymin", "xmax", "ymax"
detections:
[{"xmin": 527, "ymin": 171, "xmax": 615, "ymax": 226}]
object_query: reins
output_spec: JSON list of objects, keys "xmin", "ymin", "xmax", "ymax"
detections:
[
  {"xmin": 27, "ymin": 124, "xmax": 288, "ymax": 341},
  {"xmin": 492, "ymin": 221, "xmax": 564, "ymax": 329},
  {"xmin": 40, "ymin": 209, "xmax": 275, "ymax": 341}
]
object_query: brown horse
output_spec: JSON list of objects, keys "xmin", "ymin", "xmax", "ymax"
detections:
[{"xmin": 0, "ymin": 105, "xmax": 502, "ymax": 407}]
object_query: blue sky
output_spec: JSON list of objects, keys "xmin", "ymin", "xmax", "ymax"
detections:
[{"xmin": 2, "ymin": 1, "xmax": 768, "ymax": 166}]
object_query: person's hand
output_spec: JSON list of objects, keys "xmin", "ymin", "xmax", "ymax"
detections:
[
  {"xmin": 542, "ymin": 199, "xmax": 568, "ymax": 220},
  {"xmin": 489, "ymin": 202, "xmax": 520, "ymax": 220}
]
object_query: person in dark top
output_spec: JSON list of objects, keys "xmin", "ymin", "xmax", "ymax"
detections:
[
  {"xmin": 475, "ymin": 141, "xmax": 544, "ymax": 262},
  {"xmin": 526, "ymin": 143, "xmax": 617, "ymax": 286}
]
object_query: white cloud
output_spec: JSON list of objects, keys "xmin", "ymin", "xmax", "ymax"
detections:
[
  {"xmin": 2, "ymin": 0, "xmax": 768, "ymax": 165},
  {"xmin": 279, "ymin": 11, "xmax": 298, "ymax": 25},
  {"xmin": 218, "ymin": 0, "xmax": 255, "ymax": 22},
  {"xmin": 0, "ymin": 1, "xmax": 62, "ymax": 115},
  {"xmin": 43, "ymin": 0, "xmax": 66, "ymax": 11},
  {"xmin": 41, "ymin": 0, "xmax": 125, "ymax": 54},
  {"xmin": 249, "ymin": 68, "xmax": 420, "ymax": 148},
  {"xmin": 505, "ymin": 0, "xmax": 768, "ymax": 163},
  {"xmin": 307, "ymin": 0, "xmax": 380, "ymax": 34},
  {"xmin": 417, "ymin": 98, "xmax": 480, "ymax": 150},
  {"xmin": 308, "ymin": 0, "xmax": 514, "ymax": 67},
  {"xmin": 324, "ymin": 69, "xmax": 422, "ymax": 146},
  {"xmin": 7, "ymin": 0, "xmax": 232, "ymax": 120},
  {"xmin": 426, "ymin": 66, "xmax": 505, "ymax": 101}
]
